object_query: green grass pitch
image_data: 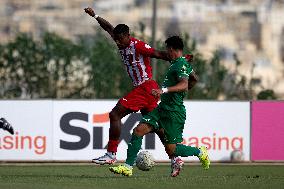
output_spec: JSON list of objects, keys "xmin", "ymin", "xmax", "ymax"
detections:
[{"xmin": 0, "ymin": 164, "xmax": 283, "ymax": 189}]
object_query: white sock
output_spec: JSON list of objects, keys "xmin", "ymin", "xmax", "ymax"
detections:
[
  {"xmin": 171, "ymin": 157, "xmax": 180, "ymax": 164},
  {"xmin": 107, "ymin": 152, "xmax": 116, "ymax": 158},
  {"xmin": 124, "ymin": 163, "xmax": 132, "ymax": 169}
]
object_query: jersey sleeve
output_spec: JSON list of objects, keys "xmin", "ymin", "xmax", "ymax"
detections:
[
  {"xmin": 135, "ymin": 40, "xmax": 155, "ymax": 57},
  {"xmin": 177, "ymin": 62, "xmax": 193, "ymax": 80}
]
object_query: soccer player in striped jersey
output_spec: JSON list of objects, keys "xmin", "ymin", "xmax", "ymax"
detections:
[{"xmin": 84, "ymin": 7, "xmax": 189, "ymax": 165}]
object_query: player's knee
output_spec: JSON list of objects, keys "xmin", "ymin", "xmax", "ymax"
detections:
[
  {"xmin": 133, "ymin": 124, "xmax": 149, "ymax": 136},
  {"xmin": 109, "ymin": 110, "xmax": 121, "ymax": 121},
  {"xmin": 133, "ymin": 126, "xmax": 144, "ymax": 136}
]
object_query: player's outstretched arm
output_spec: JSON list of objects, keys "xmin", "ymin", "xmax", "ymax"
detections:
[
  {"xmin": 151, "ymin": 50, "xmax": 171, "ymax": 61},
  {"xmin": 151, "ymin": 51, "xmax": 194, "ymax": 64},
  {"xmin": 84, "ymin": 7, "xmax": 114, "ymax": 38},
  {"xmin": 151, "ymin": 78, "xmax": 189, "ymax": 98},
  {"xmin": 166, "ymin": 78, "xmax": 189, "ymax": 93}
]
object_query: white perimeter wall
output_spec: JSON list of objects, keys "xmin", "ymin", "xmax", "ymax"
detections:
[{"xmin": 0, "ymin": 100, "xmax": 250, "ymax": 161}]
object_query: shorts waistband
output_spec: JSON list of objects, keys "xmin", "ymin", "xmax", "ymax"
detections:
[{"xmin": 134, "ymin": 78, "xmax": 154, "ymax": 87}]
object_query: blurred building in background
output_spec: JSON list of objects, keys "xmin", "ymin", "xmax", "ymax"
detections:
[{"xmin": 0, "ymin": 0, "xmax": 284, "ymax": 97}]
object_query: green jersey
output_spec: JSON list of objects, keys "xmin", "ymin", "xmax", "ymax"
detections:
[{"xmin": 159, "ymin": 56, "xmax": 193, "ymax": 112}]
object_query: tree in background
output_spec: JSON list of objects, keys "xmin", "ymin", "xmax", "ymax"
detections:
[
  {"xmin": 0, "ymin": 34, "xmax": 48, "ymax": 98},
  {"xmin": 82, "ymin": 31, "xmax": 132, "ymax": 99},
  {"xmin": 0, "ymin": 31, "xmax": 131, "ymax": 99},
  {"xmin": 0, "ymin": 31, "xmax": 276, "ymax": 100},
  {"xmin": 42, "ymin": 32, "xmax": 89, "ymax": 98},
  {"xmin": 154, "ymin": 33, "xmax": 251, "ymax": 100},
  {"xmin": 257, "ymin": 89, "xmax": 277, "ymax": 100}
]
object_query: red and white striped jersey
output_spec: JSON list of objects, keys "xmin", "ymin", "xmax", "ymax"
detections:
[{"xmin": 118, "ymin": 37, "xmax": 155, "ymax": 87}]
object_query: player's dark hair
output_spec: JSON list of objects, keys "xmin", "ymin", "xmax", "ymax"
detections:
[
  {"xmin": 113, "ymin": 24, "xmax": 130, "ymax": 35},
  {"xmin": 165, "ymin": 36, "xmax": 184, "ymax": 50}
]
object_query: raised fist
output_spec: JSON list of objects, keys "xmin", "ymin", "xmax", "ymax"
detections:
[{"xmin": 84, "ymin": 7, "xmax": 95, "ymax": 17}]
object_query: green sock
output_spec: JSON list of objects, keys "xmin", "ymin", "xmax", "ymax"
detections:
[
  {"xmin": 174, "ymin": 144, "xmax": 200, "ymax": 157},
  {"xmin": 125, "ymin": 133, "xmax": 143, "ymax": 166}
]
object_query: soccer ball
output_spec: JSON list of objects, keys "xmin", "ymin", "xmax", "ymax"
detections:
[
  {"xmin": 230, "ymin": 150, "xmax": 244, "ymax": 162},
  {"xmin": 135, "ymin": 151, "xmax": 155, "ymax": 171}
]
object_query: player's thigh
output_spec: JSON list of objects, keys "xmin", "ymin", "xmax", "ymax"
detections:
[
  {"xmin": 118, "ymin": 87, "xmax": 149, "ymax": 112},
  {"xmin": 165, "ymin": 143, "xmax": 177, "ymax": 156},
  {"xmin": 160, "ymin": 111, "xmax": 185, "ymax": 144},
  {"xmin": 140, "ymin": 107, "xmax": 161, "ymax": 131},
  {"xmin": 111, "ymin": 103, "xmax": 133, "ymax": 119}
]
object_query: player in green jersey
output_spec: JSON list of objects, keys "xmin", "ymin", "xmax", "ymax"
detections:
[{"xmin": 109, "ymin": 36, "xmax": 210, "ymax": 177}]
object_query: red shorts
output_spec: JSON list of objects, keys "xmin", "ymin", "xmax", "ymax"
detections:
[{"xmin": 118, "ymin": 80, "xmax": 159, "ymax": 113}]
